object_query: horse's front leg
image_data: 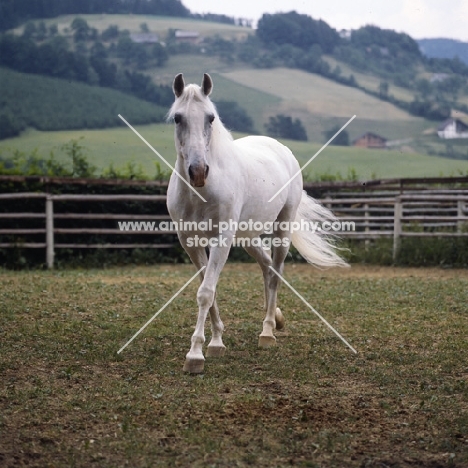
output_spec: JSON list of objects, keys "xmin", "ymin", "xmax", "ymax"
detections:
[
  {"xmin": 183, "ymin": 238, "xmax": 233, "ymax": 374},
  {"xmin": 179, "ymin": 236, "xmax": 226, "ymax": 362}
]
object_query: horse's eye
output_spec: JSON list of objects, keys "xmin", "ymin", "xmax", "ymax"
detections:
[
  {"xmin": 174, "ymin": 113, "xmax": 182, "ymax": 124},
  {"xmin": 208, "ymin": 114, "xmax": 215, "ymax": 124}
]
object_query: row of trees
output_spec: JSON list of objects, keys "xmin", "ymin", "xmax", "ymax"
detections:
[{"xmin": 0, "ymin": 29, "xmax": 173, "ymax": 108}]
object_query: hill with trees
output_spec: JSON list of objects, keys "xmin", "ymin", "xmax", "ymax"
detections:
[
  {"xmin": 2, "ymin": 5, "xmax": 468, "ymax": 152},
  {"xmin": 418, "ymin": 38, "xmax": 468, "ymax": 66}
]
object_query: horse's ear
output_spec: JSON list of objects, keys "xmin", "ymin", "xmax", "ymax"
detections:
[
  {"xmin": 201, "ymin": 73, "xmax": 213, "ymax": 96},
  {"xmin": 173, "ymin": 73, "xmax": 185, "ymax": 98}
]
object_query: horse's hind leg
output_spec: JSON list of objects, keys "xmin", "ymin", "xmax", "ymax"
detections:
[
  {"xmin": 260, "ymin": 225, "xmax": 292, "ymax": 347},
  {"xmin": 205, "ymin": 290, "xmax": 226, "ymax": 358},
  {"xmin": 243, "ymin": 243, "xmax": 284, "ymax": 347}
]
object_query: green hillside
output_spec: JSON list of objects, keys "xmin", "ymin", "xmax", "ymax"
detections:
[
  {"xmin": 0, "ymin": 67, "xmax": 166, "ymax": 138},
  {"xmin": 2, "ymin": 124, "xmax": 467, "ymax": 179},
  {"xmin": 219, "ymin": 68, "xmax": 432, "ymax": 142}
]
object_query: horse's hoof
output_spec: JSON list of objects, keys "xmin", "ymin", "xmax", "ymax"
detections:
[
  {"xmin": 258, "ymin": 334, "xmax": 277, "ymax": 348},
  {"xmin": 206, "ymin": 345, "xmax": 226, "ymax": 357},
  {"xmin": 275, "ymin": 307, "xmax": 285, "ymax": 331},
  {"xmin": 183, "ymin": 357, "xmax": 205, "ymax": 374}
]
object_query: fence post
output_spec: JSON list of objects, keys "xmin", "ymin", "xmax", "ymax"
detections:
[
  {"xmin": 46, "ymin": 195, "xmax": 54, "ymax": 269},
  {"xmin": 393, "ymin": 197, "xmax": 402, "ymax": 261},
  {"xmin": 364, "ymin": 203, "xmax": 369, "ymax": 248},
  {"xmin": 457, "ymin": 200, "xmax": 464, "ymax": 234}
]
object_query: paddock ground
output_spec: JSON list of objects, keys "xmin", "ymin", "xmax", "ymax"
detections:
[{"xmin": 0, "ymin": 264, "xmax": 467, "ymax": 467}]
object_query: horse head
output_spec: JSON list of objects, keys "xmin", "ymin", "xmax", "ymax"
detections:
[{"xmin": 170, "ymin": 73, "xmax": 216, "ymax": 188}]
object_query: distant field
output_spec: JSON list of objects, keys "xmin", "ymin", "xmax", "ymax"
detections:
[
  {"xmin": 323, "ymin": 56, "xmax": 415, "ymax": 103},
  {"xmin": 13, "ymin": 14, "xmax": 253, "ymax": 42},
  {"xmin": 0, "ymin": 125, "xmax": 175, "ymax": 177},
  {"xmin": 2, "ymin": 124, "xmax": 468, "ymax": 179},
  {"xmin": 222, "ymin": 68, "xmax": 420, "ymax": 121},
  {"xmin": 220, "ymin": 68, "xmax": 433, "ymax": 142}
]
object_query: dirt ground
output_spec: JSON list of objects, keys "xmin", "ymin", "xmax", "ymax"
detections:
[{"xmin": 0, "ymin": 264, "xmax": 467, "ymax": 467}]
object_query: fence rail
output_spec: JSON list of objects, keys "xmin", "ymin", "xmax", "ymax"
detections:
[{"xmin": 1, "ymin": 190, "xmax": 467, "ymax": 267}]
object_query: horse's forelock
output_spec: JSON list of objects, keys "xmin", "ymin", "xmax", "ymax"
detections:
[
  {"xmin": 167, "ymin": 84, "xmax": 233, "ymax": 149},
  {"xmin": 168, "ymin": 84, "xmax": 216, "ymax": 120}
]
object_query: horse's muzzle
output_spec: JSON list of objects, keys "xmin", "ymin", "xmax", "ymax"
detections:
[{"xmin": 189, "ymin": 164, "xmax": 209, "ymax": 187}]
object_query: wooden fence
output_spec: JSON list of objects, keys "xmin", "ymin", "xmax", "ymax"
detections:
[
  {"xmin": 322, "ymin": 191, "xmax": 468, "ymax": 259},
  {"xmin": 1, "ymin": 189, "xmax": 467, "ymax": 268}
]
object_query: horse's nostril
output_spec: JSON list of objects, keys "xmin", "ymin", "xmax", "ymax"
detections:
[
  {"xmin": 188, "ymin": 165, "xmax": 194, "ymax": 181},
  {"xmin": 205, "ymin": 165, "xmax": 209, "ymax": 179}
]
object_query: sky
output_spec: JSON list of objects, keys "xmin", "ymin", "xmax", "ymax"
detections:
[{"xmin": 182, "ymin": 0, "xmax": 468, "ymax": 42}]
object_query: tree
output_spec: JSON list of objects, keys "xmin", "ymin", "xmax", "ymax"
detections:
[
  {"xmin": 116, "ymin": 35, "xmax": 134, "ymax": 63},
  {"xmin": 415, "ymin": 78, "xmax": 432, "ymax": 100},
  {"xmin": 90, "ymin": 41, "xmax": 108, "ymax": 61},
  {"xmin": 257, "ymin": 12, "xmax": 340, "ymax": 53},
  {"xmin": 152, "ymin": 43, "xmax": 168, "ymax": 66},
  {"xmin": 49, "ymin": 24, "xmax": 58, "ymax": 36},
  {"xmin": 71, "ymin": 18, "xmax": 90, "ymax": 43},
  {"xmin": 61, "ymin": 138, "xmax": 96, "ymax": 178},
  {"xmin": 323, "ymin": 126, "xmax": 349, "ymax": 146},
  {"xmin": 37, "ymin": 21, "xmax": 47, "ymax": 41},
  {"xmin": 22, "ymin": 22, "xmax": 37, "ymax": 39},
  {"xmin": 379, "ymin": 81, "xmax": 389, "ymax": 100},
  {"xmin": 0, "ymin": 111, "xmax": 24, "ymax": 139},
  {"xmin": 101, "ymin": 24, "xmax": 119, "ymax": 41},
  {"xmin": 265, "ymin": 115, "xmax": 308, "ymax": 141},
  {"xmin": 214, "ymin": 101, "xmax": 254, "ymax": 133}
]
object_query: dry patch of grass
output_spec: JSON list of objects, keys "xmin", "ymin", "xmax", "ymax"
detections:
[{"xmin": 0, "ymin": 264, "xmax": 467, "ymax": 467}]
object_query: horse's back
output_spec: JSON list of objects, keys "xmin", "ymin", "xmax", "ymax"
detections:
[
  {"xmin": 234, "ymin": 135, "xmax": 299, "ymax": 172},
  {"xmin": 232, "ymin": 135, "xmax": 302, "ymax": 216}
]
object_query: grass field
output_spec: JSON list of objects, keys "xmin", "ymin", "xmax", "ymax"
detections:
[
  {"xmin": 2, "ymin": 123, "xmax": 468, "ymax": 179},
  {"xmin": 322, "ymin": 56, "xmax": 415, "ymax": 103},
  {"xmin": 0, "ymin": 67, "xmax": 166, "ymax": 132},
  {"xmin": 0, "ymin": 263, "xmax": 467, "ymax": 467},
  {"xmin": 221, "ymin": 68, "xmax": 423, "ymax": 122},
  {"xmin": 220, "ymin": 68, "xmax": 433, "ymax": 142}
]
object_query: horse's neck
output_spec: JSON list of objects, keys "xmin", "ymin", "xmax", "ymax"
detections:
[{"xmin": 210, "ymin": 121, "xmax": 235, "ymax": 163}]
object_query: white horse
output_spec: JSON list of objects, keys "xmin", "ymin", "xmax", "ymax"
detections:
[{"xmin": 167, "ymin": 73, "xmax": 348, "ymax": 373}]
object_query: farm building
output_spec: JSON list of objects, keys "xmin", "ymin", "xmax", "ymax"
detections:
[
  {"xmin": 352, "ymin": 132, "xmax": 387, "ymax": 148},
  {"xmin": 175, "ymin": 30, "xmax": 200, "ymax": 42},
  {"xmin": 129, "ymin": 33, "xmax": 160, "ymax": 43},
  {"xmin": 437, "ymin": 118, "xmax": 468, "ymax": 139}
]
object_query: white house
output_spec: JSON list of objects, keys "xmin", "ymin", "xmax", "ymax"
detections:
[{"xmin": 437, "ymin": 118, "xmax": 468, "ymax": 139}]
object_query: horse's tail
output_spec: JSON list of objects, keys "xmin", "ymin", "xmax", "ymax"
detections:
[{"xmin": 291, "ymin": 191, "xmax": 349, "ymax": 268}]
